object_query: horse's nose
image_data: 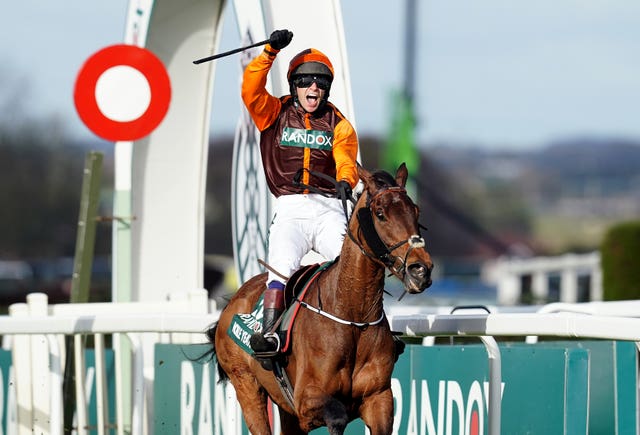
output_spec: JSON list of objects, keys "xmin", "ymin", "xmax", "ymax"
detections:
[
  {"xmin": 407, "ymin": 262, "xmax": 431, "ymax": 280},
  {"xmin": 407, "ymin": 262, "xmax": 433, "ymax": 290}
]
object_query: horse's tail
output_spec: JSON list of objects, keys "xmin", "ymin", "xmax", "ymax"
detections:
[{"xmin": 201, "ymin": 323, "xmax": 229, "ymax": 382}]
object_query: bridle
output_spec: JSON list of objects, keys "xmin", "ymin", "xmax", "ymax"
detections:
[{"xmin": 347, "ymin": 186, "xmax": 426, "ymax": 282}]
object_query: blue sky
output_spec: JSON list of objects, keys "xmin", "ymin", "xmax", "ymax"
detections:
[{"xmin": 1, "ymin": 1, "xmax": 640, "ymax": 149}]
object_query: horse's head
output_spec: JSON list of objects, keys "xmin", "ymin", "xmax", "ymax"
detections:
[{"xmin": 351, "ymin": 163, "xmax": 433, "ymax": 294}]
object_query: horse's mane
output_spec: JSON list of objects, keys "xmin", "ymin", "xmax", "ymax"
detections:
[
  {"xmin": 353, "ymin": 169, "xmax": 398, "ymax": 204},
  {"xmin": 370, "ymin": 170, "xmax": 398, "ymax": 189}
]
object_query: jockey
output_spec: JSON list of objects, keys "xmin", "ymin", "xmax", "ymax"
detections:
[{"xmin": 241, "ymin": 29, "xmax": 359, "ymax": 353}]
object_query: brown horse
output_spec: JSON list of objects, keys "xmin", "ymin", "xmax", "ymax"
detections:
[{"xmin": 206, "ymin": 163, "xmax": 433, "ymax": 434}]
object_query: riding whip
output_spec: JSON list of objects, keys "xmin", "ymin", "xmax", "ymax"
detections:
[{"xmin": 193, "ymin": 38, "xmax": 270, "ymax": 64}]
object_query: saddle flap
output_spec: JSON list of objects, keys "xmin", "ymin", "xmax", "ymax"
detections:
[
  {"xmin": 227, "ymin": 294, "xmax": 264, "ymax": 355},
  {"xmin": 284, "ymin": 263, "xmax": 321, "ymax": 307}
]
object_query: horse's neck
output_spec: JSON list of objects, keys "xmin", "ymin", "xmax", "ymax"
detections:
[{"xmin": 328, "ymin": 236, "xmax": 386, "ymax": 321}]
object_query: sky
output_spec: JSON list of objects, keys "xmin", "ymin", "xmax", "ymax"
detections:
[{"xmin": 1, "ymin": 1, "xmax": 640, "ymax": 150}]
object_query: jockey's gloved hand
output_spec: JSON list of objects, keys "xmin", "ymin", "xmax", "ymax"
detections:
[
  {"xmin": 269, "ymin": 29, "xmax": 293, "ymax": 50},
  {"xmin": 337, "ymin": 180, "xmax": 352, "ymax": 200}
]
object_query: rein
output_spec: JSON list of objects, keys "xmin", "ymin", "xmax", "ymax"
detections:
[{"xmin": 292, "ymin": 168, "xmax": 356, "ymax": 220}]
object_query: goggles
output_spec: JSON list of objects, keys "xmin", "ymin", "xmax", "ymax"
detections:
[{"xmin": 292, "ymin": 74, "xmax": 332, "ymax": 90}]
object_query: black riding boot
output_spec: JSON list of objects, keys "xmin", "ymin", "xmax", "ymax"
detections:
[
  {"xmin": 250, "ymin": 307, "xmax": 283, "ymax": 353},
  {"xmin": 250, "ymin": 287, "xmax": 284, "ymax": 353}
]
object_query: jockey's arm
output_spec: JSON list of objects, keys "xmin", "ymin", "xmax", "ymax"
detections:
[
  {"xmin": 333, "ymin": 118, "xmax": 358, "ymax": 188},
  {"xmin": 241, "ymin": 45, "xmax": 282, "ymax": 131}
]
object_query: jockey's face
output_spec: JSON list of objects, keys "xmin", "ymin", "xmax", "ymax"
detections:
[{"xmin": 293, "ymin": 75, "xmax": 330, "ymax": 113}]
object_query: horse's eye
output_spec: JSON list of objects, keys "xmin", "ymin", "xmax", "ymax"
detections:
[{"xmin": 375, "ymin": 209, "xmax": 385, "ymax": 221}]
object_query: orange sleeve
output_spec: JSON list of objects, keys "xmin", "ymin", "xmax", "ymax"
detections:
[
  {"xmin": 241, "ymin": 46, "xmax": 282, "ymax": 131},
  {"xmin": 333, "ymin": 118, "xmax": 359, "ymax": 188}
]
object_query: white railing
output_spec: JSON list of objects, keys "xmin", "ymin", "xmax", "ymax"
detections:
[
  {"xmin": 388, "ymin": 300, "xmax": 640, "ymax": 435},
  {"xmin": 3, "ymin": 292, "xmax": 640, "ymax": 435},
  {"xmin": 483, "ymin": 252, "xmax": 602, "ymax": 305},
  {"xmin": 1, "ymin": 290, "xmax": 220, "ymax": 435}
]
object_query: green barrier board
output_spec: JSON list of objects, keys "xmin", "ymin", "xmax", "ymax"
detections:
[
  {"xmin": 154, "ymin": 344, "xmax": 250, "ymax": 434},
  {"xmin": 317, "ymin": 344, "xmax": 589, "ymax": 434},
  {"xmin": 84, "ymin": 350, "xmax": 117, "ymax": 433},
  {"xmin": 507, "ymin": 340, "xmax": 638, "ymax": 435},
  {"xmin": 0, "ymin": 350, "xmax": 12, "ymax": 431},
  {"xmin": 155, "ymin": 342, "xmax": 600, "ymax": 434}
]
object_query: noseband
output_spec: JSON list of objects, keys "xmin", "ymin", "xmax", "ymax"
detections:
[{"xmin": 349, "ymin": 187, "xmax": 426, "ymax": 281}]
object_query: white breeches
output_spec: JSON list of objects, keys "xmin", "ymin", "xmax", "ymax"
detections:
[{"xmin": 267, "ymin": 194, "xmax": 347, "ymax": 284}]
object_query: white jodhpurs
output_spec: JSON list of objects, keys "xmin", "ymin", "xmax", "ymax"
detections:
[{"xmin": 267, "ymin": 194, "xmax": 347, "ymax": 284}]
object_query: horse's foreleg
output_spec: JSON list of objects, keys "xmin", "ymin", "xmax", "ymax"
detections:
[
  {"xmin": 219, "ymin": 356, "xmax": 273, "ymax": 434},
  {"xmin": 359, "ymin": 389, "xmax": 394, "ymax": 435},
  {"xmin": 231, "ymin": 381, "xmax": 273, "ymax": 435},
  {"xmin": 297, "ymin": 387, "xmax": 348, "ymax": 434}
]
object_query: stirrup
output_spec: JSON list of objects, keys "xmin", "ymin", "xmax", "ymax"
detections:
[
  {"xmin": 251, "ymin": 332, "xmax": 281, "ymax": 358},
  {"xmin": 264, "ymin": 332, "xmax": 281, "ymax": 350}
]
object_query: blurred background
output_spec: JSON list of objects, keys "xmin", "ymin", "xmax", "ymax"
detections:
[{"xmin": 1, "ymin": 1, "xmax": 639, "ymax": 308}]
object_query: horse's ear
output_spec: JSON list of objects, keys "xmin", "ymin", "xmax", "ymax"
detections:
[
  {"xmin": 395, "ymin": 163, "xmax": 408, "ymax": 187},
  {"xmin": 356, "ymin": 163, "xmax": 367, "ymax": 179},
  {"xmin": 357, "ymin": 164, "xmax": 375, "ymax": 191}
]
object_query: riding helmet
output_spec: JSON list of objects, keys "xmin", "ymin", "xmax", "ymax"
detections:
[{"xmin": 287, "ymin": 48, "xmax": 334, "ymax": 109}]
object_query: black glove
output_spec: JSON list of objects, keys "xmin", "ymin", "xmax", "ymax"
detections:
[
  {"xmin": 337, "ymin": 180, "xmax": 352, "ymax": 199},
  {"xmin": 269, "ymin": 29, "xmax": 293, "ymax": 50}
]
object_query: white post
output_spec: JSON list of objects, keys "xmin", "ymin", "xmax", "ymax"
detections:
[
  {"xmin": 531, "ymin": 271, "xmax": 548, "ymax": 302},
  {"xmin": 10, "ymin": 303, "xmax": 33, "ymax": 435},
  {"xmin": 591, "ymin": 263, "xmax": 603, "ymax": 301},
  {"xmin": 479, "ymin": 336, "xmax": 502, "ymax": 435},
  {"xmin": 27, "ymin": 293, "xmax": 50, "ymax": 435},
  {"xmin": 128, "ymin": 0, "xmax": 225, "ymax": 302},
  {"xmin": 113, "ymin": 332, "xmax": 126, "ymax": 435},
  {"xmin": 74, "ymin": 334, "xmax": 88, "ymax": 435},
  {"xmin": 47, "ymin": 334, "xmax": 63, "ymax": 435},
  {"xmin": 497, "ymin": 272, "xmax": 521, "ymax": 305},
  {"xmin": 560, "ymin": 267, "xmax": 578, "ymax": 303},
  {"xmin": 94, "ymin": 333, "xmax": 109, "ymax": 435},
  {"xmin": 127, "ymin": 333, "xmax": 145, "ymax": 435}
]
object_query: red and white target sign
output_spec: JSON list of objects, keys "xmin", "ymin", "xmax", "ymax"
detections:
[{"xmin": 74, "ymin": 44, "xmax": 171, "ymax": 141}]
